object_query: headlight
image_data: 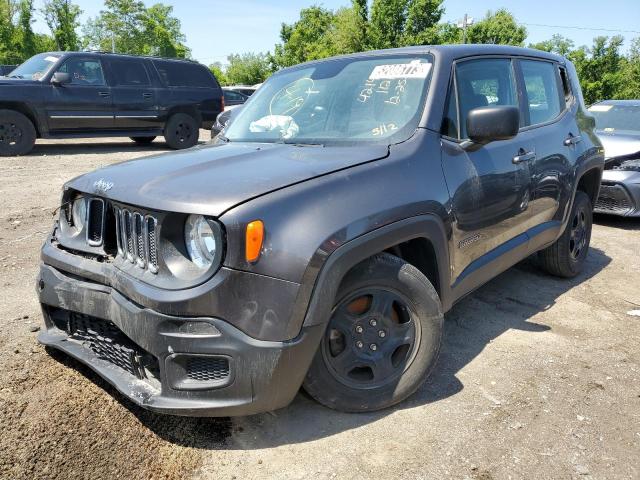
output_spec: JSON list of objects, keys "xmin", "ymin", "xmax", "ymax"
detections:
[
  {"xmin": 184, "ymin": 215, "xmax": 222, "ymax": 269},
  {"xmin": 71, "ymin": 197, "xmax": 87, "ymax": 232}
]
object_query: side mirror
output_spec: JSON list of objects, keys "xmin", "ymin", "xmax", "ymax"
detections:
[
  {"xmin": 466, "ymin": 106, "xmax": 519, "ymax": 145},
  {"xmin": 51, "ymin": 72, "xmax": 70, "ymax": 86}
]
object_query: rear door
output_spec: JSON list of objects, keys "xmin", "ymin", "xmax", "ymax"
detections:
[
  {"xmin": 441, "ymin": 57, "xmax": 535, "ymax": 285},
  {"xmin": 46, "ymin": 57, "xmax": 113, "ymax": 132},
  {"xmin": 107, "ymin": 58, "xmax": 162, "ymax": 130},
  {"xmin": 516, "ymin": 59, "xmax": 575, "ymax": 228}
]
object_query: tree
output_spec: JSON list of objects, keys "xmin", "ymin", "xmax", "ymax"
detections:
[
  {"xmin": 466, "ymin": 9, "xmax": 527, "ymax": 46},
  {"xmin": 225, "ymin": 52, "xmax": 271, "ymax": 86},
  {"xmin": 17, "ymin": 0, "xmax": 37, "ymax": 59},
  {"xmin": 529, "ymin": 34, "xmax": 574, "ymax": 57},
  {"xmin": 271, "ymin": 6, "xmax": 336, "ymax": 68},
  {"xmin": 83, "ymin": 0, "xmax": 146, "ymax": 53},
  {"xmin": 82, "ymin": 0, "xmax": 188, "ymax": 57},
  {"xmin": 402, "ymin": 0, "xmax": 444, "ymax": 46},
  {"xmin": 369, "ymin": 0, "xmax": 407, "ymax": 50},
  {"xmin": 209, "ymin": 62, "xmax": 228, "ymax": 86},
  {"xmin": 569, "ymin": 36, "xmax": 625, "ymax": 104},
  {"xmin": 43, "ymin": 0, "xmax": 82, "ymax": 51},
  {"xmin": 619, "ymin": 38, "xmax": 640, "ymax": 99},
  {"xmin": 326, "ymin": 6, "xmax": 367, "ymax": 54},
  {"xmin": 141, "ymin": 3, "xmax": 188, "ymax": 57}
]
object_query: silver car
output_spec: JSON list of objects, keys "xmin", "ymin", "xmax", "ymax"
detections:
[{"xmin": 589, "ymin": 100, "xmax": 640, "ymax": 217}]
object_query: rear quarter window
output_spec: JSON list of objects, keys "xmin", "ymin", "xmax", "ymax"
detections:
[{"xmin": 153, "ymin": 60, "xmax": 218, "ymax": 88}]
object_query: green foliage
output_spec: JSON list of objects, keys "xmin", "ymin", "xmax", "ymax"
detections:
[
  {"xmin": 82, "ymin": 0, "xmax": 189, "ymax": 57},
  {"xmin": 43, "ymin": 0, "xmax": 82, "ymax": 51},
  {"xmin": 272, "ymin": 6, "xmax": 336, "ymax": 68},
  {"xmin": 18, "ymin": 0, "xmax": 36, "ymax": 59},
  {"xmin": 528, "ymin": 34, "xmax": 574, "ymax": 56},
  {"xmin": 209, "ymin": 62, "xmax": 228, "ymax": 86},
  {"xmin": 224, "ymin": 52, "xmax": 271, "ymax": 86},
  {"xmin": 402, "ymin": 0, "xmax": 444, "ymax": 46},
  {"xmin": 466, "ymin": 9, "xmax": 527, "ymax": 46},
  {"xmin": 568, "ymin": 36, "xmax": 626, "ymax": 104},
  {"xmin": 369, "ymin": 0, "xmax": 408, "ymax": 49}
]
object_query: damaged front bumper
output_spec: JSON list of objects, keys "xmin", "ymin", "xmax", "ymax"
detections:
[
  {"xmin": 595, "ymin": 168, "xmax": 640, "ymax": 217},
  {"xmin": 37, "ymin": 262, "xmax": 324, "ymax": 417}
]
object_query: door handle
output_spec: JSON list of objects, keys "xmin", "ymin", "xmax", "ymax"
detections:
[
  {"xmin": 512, "ymin": 150, "xmax": 536, "ymax": 164},
  {"xmin": 142, "ymin": 93, "xmax": 153, "ymax": 99},
  {"xmin": 98, "ymin": 91, "xmax": 110, "ymax": 97},
  {"xmin": 564, "ymin": 134, "xmax": 582, "ymax": 146}
]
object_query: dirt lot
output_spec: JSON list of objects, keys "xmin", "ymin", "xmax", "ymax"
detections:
[{"xmin": 0, "ymin": 134, "xmax": 639, "ymax": 480}]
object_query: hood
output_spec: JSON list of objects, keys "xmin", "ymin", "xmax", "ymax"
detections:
[
  {"xmin": 596, "ymin": 131, "xmax": 640, "ymax": 161},
  {"xmin": 66, "ymin": 142, "xmax": 389, "ymax": 216}
]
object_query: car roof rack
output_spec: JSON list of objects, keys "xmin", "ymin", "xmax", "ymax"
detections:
[{"xmin": 79, "ymin": 50, "xmax": 200, "ymax": 63}]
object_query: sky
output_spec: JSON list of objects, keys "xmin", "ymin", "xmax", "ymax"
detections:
[{"xmin": 31, "ymin": 0, "xmax": 640, "ymax": 66}]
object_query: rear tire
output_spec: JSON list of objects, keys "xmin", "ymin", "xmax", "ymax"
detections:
[
  {"xmin": 0, "ymin": 109, "xmax": 36, "ymax": 156},
  {"xmin": 303, "ymin": 253, "xmax": 443, "ymax": 412},
  {"xmin": 163, "ymin": 113, "xmax": 199, "ymax": 149},
  {"xmin": 538, "ymin": 190, "xmax": 593, "ymax": 278},
  {"xmin": 130, "ymin": 136, "xmax": 156, "ymax": 144}
]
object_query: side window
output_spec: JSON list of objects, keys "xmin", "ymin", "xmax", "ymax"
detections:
[
  {"xmin": 441, "ymin": 80, "xmax": 459, "ymax": 139},
  {"xmin": 109, "ymin": 59, "xmax": 150, "ymax": 86},
  {"xmin": 58, "ymin": 59, "xmax": 105, "ymax": 86},
  {"xmin": 558, "ymin": 66, "xmax": 572, "ymax": 106},
  {"xmin": 521, "ymin": 60, "xmax": 562, "ymax": 126},
  {"xmin": 454, "ymin": 59, "xmax": 518, "ymax": 139},
  {"xmin": 224, "ymin": 90, "xmax": 245, "ymax": 102},
  {"xmin": 153, "ymin": 61, "xmax": 215, "ymax": 88}
]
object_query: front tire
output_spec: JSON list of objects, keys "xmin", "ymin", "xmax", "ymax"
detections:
[
  {"xmin": 0, "ymin": 109, "xmax": 36, "ymax": 156},
  {"xmin": 538, "ymin": 190, "xmax": 593, "ymax": 278},
  {"xmin": 303, "ymin": 253, "xmax": 443, "ymax": 412},
  {"xmin": 163, "ymin": 113, "xmax": 199, "ymax": 149}
]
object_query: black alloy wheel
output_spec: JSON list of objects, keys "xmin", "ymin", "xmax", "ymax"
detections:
[
  {"xmin": 303, "ymin": 253, "xmax": 443, "ymax": 412},
  {"xmin": 323, "ymin": 288, "xmax": 420, "ymax": 388}
]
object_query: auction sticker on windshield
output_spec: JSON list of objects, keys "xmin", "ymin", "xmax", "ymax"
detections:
[{"xmin": 369, "ymin": 60, "xmax": 432, "ymax": 80}]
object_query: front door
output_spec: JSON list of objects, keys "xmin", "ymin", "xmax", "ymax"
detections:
[
  {"xmin": 46, "ymin": 57, "xmax": 114, "ymax": 132},
  {"xmin": 441, "ymin": 57, "xmax": 534, "ymax": 287}
]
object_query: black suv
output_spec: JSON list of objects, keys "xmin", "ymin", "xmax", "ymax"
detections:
[
  {"xmin": 37, "ymin": 45, "xmax": 603, "ymax": 416},
  {"xmin": 0, "ymin": 52, "xmax": 223, "ymax": 156}
]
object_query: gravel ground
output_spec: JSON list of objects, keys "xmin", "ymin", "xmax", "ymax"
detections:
[{"xmin": 0, "ymin": 135, "xmax": 639, "ymax": 480}]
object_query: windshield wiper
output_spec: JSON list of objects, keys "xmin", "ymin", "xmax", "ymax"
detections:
[
  {"xmin": 275, "ymin": 139, "xmax": 324, "ymax": 147},
  {"xmin": 217, "ymin": 135, "xmax": 231, "ymax": 143}
]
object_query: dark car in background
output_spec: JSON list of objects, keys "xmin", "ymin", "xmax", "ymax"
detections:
[
  {"xmin": 225, "ymin": 85, "xmax": 258, "ymax": 97},
  {"xmin": 589, "ymin": 100, "xmax": 640, "ymax": 216},
  {"xmin": 0, "ymin": 65, "xmax": 16, "ymax": 76},
  {"xmin": 0, "ymin": 52, "xmax": 224, "ymax": 156},
  {"xmin": 37, "ymin": 45, "xmax": 603, "ymax": 417},
  {"xmin": 222, "ymin": 87, "xmax": 249, "ymax": 108}
]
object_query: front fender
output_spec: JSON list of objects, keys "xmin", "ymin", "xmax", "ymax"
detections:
[{"xmin": 298, "ymin": 215, "xmax": 452, "ymax": 336}]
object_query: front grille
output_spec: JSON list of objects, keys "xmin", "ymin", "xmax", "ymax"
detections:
[
  {"xmin": 595, "ymin": 183, "xmax": 634, "ymax": 215},
  {"xmin": 52, "ymin": 310, "xmax": 159, "ymax": 381},
  {"xmin": 114, "ymin": 206, "xmax": 159, "ymax": 273},
  {"xmin": 86, "ymin": 198, "xmax": 105, "ymax": 246},
  {"xmin": 186, "ymin": 357, "xmax": 230, "ymax": 382}
]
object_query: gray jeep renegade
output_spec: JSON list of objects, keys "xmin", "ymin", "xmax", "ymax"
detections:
[{"xmin": 37, "ymin": 45, "xmax": 604, "ymax": 416}]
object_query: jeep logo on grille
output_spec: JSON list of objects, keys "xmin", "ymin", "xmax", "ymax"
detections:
[{"xmin": 93, "ymin": 179, "xmax": 114, "ymax": 194}]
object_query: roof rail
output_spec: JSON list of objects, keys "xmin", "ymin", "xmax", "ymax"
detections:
[{"xmin": 79, "ymin": 50, "xmax": 199, "ymax": 63}]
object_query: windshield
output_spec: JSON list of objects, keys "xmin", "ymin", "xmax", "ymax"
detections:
[
  {"xmin": 223, "ymin": 55, "xmax": 434, "ymax": 145},
  {"xmin": 588, "ymin": 103, "xmax": 640, "ymax": 134},
  {"xmin": 9, "ymin": 53, "xmax": 60, "ymax": 80}
]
